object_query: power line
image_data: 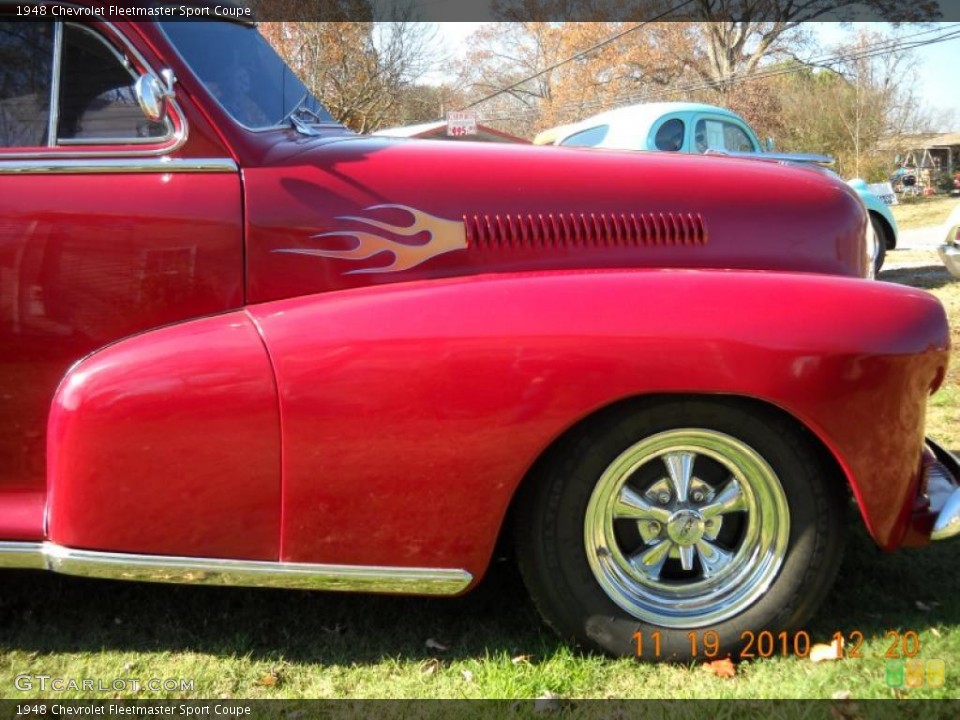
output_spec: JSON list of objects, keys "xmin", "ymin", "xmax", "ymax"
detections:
[
  {"xmin": 474, "ymin": 23, "xmax": 960, "ymax": 124},
  {"xmin": 460, "ymin": 0, "xmax": 696, "ymax": 110}
]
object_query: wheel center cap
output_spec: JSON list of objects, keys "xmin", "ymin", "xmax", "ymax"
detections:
[{"xmin": 666, "ymin": 509, "xmax": 705, "ymax": 546}]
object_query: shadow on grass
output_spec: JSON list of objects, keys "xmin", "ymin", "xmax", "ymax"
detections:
[
  {"xmin": 2, "ymin": 508, "xmax": 957, "ymax": 665},
  {"xmin": 0, "ymin": 555, "xmax": 566, "ymax": 665},
  {"xmin": 880, "ymin": 263, "xmax": 956, "ymax": 291}
]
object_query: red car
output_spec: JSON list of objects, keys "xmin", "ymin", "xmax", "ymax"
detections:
[{"xmin": 1, "ymin": 8, "xmax": 958, "ymax": 661}]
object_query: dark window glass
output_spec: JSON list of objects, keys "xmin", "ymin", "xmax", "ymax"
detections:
[
  {"xmin": 560, "ymin": 125, "xmax": 609, "ymax": 147},
  {"xmin": 0, "ymin": 22, "xmax": 53, "ymax": 147},
  {"xmin": 160, "ymin": 21, "xmax": 333, "ymax": 129},
  {"xmin": 58, "ymin": 24, "xmax": 166, "ymax": 142},
  {"xmin": 653, "ymin": 118, "xmax": 684, "ymax": 151}
]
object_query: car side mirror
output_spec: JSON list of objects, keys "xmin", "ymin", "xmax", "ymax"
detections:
[
  {"xmin": 764, "ymin": 137, "xmax": 775, "ymax": 152},
  {"xmin": 135, "ymin": 71, "xmax": 175, "ymax": 123}
]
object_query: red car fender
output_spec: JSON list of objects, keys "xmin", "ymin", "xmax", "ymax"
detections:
[
  {"xmin": 46, "ymin": 312, "xmax": 281, "ymax": 560},
  {"xmin": 246, "ymin": 269, "xmax": 947, "ymax": 578},
  {"xmin": 45, "ymin": 269, "xmax": 948, "ymax": 579}
]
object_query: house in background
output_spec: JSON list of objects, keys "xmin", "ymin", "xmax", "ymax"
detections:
[
  {"xmin": 373, "ymin": 120, "xmax": 530, "ymax": 144},
  {"xmin": 882, "ymin": 131, "xmax": 960, "ymax": 191}
]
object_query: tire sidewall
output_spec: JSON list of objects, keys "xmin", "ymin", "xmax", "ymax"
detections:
[{"xmin": 519, "ymin": 399, "xmax": 844, "ymax": 660}]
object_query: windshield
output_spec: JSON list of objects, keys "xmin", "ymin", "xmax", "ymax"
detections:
[{"xmin": 159, "ymin": 21, "xmax": 334, "ymax": 129}]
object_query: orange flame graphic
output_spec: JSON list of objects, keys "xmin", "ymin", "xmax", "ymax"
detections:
[{"xmin": 277, "ymin": 204, "xmax": 467, "ymax": 274}]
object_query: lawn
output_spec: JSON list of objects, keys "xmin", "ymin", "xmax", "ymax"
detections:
[
  {"xmin": 890, "ymin": 195, "xmax": 959, "ymax": 231},
  {"xmin": 2, "ymin": 268, "xmax": 959, "ymax": 702}
]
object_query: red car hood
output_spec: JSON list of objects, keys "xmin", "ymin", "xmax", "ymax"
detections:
[{"xmin": 243, "ymin": 135, "xmax": 868, "ymax": 303}]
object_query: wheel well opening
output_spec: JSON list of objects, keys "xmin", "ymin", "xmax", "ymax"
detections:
[
  {"xmin": 494, "ymin": 393, "xmax": 850, "ymax": 559},
  {"xmin": 870, "ymin": 211, "xmax": 895, "ymax": 249}
]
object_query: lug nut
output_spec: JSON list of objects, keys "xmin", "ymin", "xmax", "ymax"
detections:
[
  {"xmin": 657, "ymin": 492, "xmax": 670, "ymax": 504},
  {"xmin": 648, "ymin": 522, "xmax": 661, "ymax": 534},
  {"xmin": 692, "ymin": 491, "xmax": 705, "ymax": 503}
]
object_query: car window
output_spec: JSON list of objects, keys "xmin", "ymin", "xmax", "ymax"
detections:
[
  {"xmin": 160, "ymin": 21, "xmax": 333, "ymax": 130},
  {"xmin": 560, "ymin": 125, "xmax": 609, "ymax": 147},
  {"xmin": 58, "ymin": 24, "xmax": 167, "ymax": 143},
  {"xmin": 694, "ymin": 118, "xmax": 756, "ymax": 153},
  {"xmin": 0, "ymin": 22, "xmax": 168, "ymax": 150},
  {"xmin": 0, "ymin": 22, "xmax": 54, "ymax": 147},
  {"xmin": 653, "ymin": 118, "xmax": 684, "ymax": 151}
]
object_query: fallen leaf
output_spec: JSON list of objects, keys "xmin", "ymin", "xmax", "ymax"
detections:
[
  {"xmin": 810, "ymin": 636, "xmax": 844, "ymax": 663},
  {"xmin": 461, "ymin": 670, "xmax": 474, "ymax": 682},
  {"xmin": 512, "ymin": 654, "xmax": 534, "ymax": 665},
  {"xmin": 702, "ymin": 657, "xmax": 736, "ymax": 678},
  {"xmin": 931, "ymin": 627, "xmax": 941, "ymax": 638},
  {"xmin": 257, "ymin": 673, "xmax": 279, "ymax": 687},
  {"xmin": 829, "ymin": 699, "xmax": 861, "ymax": 720},
  {"xmin": 420, "ymin": 658, "xmax": 441, "ymax": 676},
  {"xmin": 425, "ymin": 638, "xmax": 449, "ymax": 651},
  {"xmin": 916, "ymin": 600, "xmax": 932, "ymax": 612},
  {"xmin": 832, "ymin": 690, "xmax": 852, "ymax": 700}
]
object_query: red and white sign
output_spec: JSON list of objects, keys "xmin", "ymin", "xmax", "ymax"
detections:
[{"xmin": 447, "ymin": 112, "xmax": 477, "ymax": 137}]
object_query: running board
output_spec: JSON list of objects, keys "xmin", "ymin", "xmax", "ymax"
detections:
[{"xmin": 0, "ymin": 542, "xmax": 473, "ymax": 595}]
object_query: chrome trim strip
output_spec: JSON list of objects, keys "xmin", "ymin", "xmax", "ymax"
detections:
[
  {"xmin": 0, "ymin": 542, "xmax": 473, "ymax": 595},
  {"xmin": 0, "ymin": 157, "xmax": 238, "ymax": 174},
  {"xmin": 48, "ymin": 22, "xmax": 64, "ymax": 148},
  {"xmin": 0, "ymin": 542, "xmax": 46, "ymax": 570}
]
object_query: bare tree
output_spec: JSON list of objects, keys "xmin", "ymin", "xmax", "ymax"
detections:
[{"xmin": 260, "ymin": 13, "xmax": 441, "ymax": 133}]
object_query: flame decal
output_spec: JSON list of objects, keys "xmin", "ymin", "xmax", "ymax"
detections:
[{"xmin": 276, "ymin": 204, "xmax": 467, "ymax": 274}]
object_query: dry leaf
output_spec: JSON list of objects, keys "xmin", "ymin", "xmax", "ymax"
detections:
[
  {"xmin": 257, "ymin": 673, "xmax": 279, "ymax": 687},
  {"xmin": 420, "ymin": 658, "xmax": 441, "ymax": 676},
  {"xmin": 702, "ymin": 657, "xmax": 736, "ymax": 678},
  {"xmin": 829, "ymin": 699, "xmax": 861, "ymax": 720},
  {"xmin": 512, "ymin": 654, "xmax": 534, "ymax": 665},
  {"xmin": 425, "ymin": 638, "xmax": 449, "ymax": 651},
  {"xmin": 832, "ymin": 690, "xmax": 852, "ymax": 700},
  {"xmin": 810, "ymin": 636, "xmax": 844, "ymax": 663},
  {"xmin": 461, "ymin": 670, "xmax": 474, "ymax": 682},
  {"xmin": 931, "ymin": 627, "xmax": 941, "ymax": 638},
  {"xmin": 916, "ymin": 601, "xmax": 932, "ymax": 612}
]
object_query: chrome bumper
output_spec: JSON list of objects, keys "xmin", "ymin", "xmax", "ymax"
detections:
[
  {"xmin": 938, "ymin": 244, "xmax": 960, "ymax": 279},
  {"xmin": 925, "ymin": 439, "xmax": 960, "ymax": 541}
]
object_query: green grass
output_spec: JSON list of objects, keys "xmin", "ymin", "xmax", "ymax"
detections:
[
  {"xmin": 3, "ymin": 269, "xmax": 960, "ymax": 701},
  {"xmin": 890, "ymin": 196, "xmax": 959, "ymax": 231}
]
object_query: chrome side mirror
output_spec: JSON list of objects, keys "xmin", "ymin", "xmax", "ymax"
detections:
[{"xmin": 135, "ymin": 72, "xmax": 174, "ymax": 123}]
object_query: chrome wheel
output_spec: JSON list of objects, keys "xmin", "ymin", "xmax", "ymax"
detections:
[{"xmin": 584, "ymin": 429, "xmax": 789, "ymax": 628}]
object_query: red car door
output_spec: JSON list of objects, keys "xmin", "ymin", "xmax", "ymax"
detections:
[{"xmin": 0, "ymin": 20, "xmax": 269, "ymax": 555}]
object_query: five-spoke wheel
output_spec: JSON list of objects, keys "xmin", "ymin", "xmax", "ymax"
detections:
[{"xmin": 516, "ymin": 399, "xmax": 846, "ymax": 659}]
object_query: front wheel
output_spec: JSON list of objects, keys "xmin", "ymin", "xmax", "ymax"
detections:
[
  {"xmin": 871, "ymin": 214, "xmax": 889, "ymax": 275},
  {"xmin": 515, "ymin": 399, "xmax": 847, "ymax": 660}
]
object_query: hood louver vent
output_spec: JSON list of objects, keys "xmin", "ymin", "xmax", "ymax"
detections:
[{"xmin": 464, "ymin": 212, "xmax": 707, "ymax": 250}]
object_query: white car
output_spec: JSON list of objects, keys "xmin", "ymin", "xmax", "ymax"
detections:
[{"xmin": 937, "ymin": 202, "xmax": 960, "ymax": 277}]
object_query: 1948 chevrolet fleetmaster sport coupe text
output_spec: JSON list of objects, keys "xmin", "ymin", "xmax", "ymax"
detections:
[{"xmin": 1, "ymin": 6, "xmax": 958, "ymax": 661}]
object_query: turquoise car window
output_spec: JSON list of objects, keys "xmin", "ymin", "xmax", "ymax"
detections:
[
  {"xmin": 653, "ymin": 118, "xmax": 684, "ymax": 151},
  {"xmin": 695, "ymin": 119, "xmax": 756, "ymax": 153},
  {"xmin": 560, "ymin": 125, "xmax": 609, "ymax": 147}
]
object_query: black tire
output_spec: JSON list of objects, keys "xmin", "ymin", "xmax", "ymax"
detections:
[
  {"xmin": 871, "ymin": 214, "xmax": 888, "ymax": 275},
  {"xmin": 515, "ymin": 398, "xmax": 846, "ymax": 661}
]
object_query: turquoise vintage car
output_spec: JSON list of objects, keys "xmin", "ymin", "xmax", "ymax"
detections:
[{"xmin": 540, "ymin": 102, "xmax": 898, "ymax": 273}]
